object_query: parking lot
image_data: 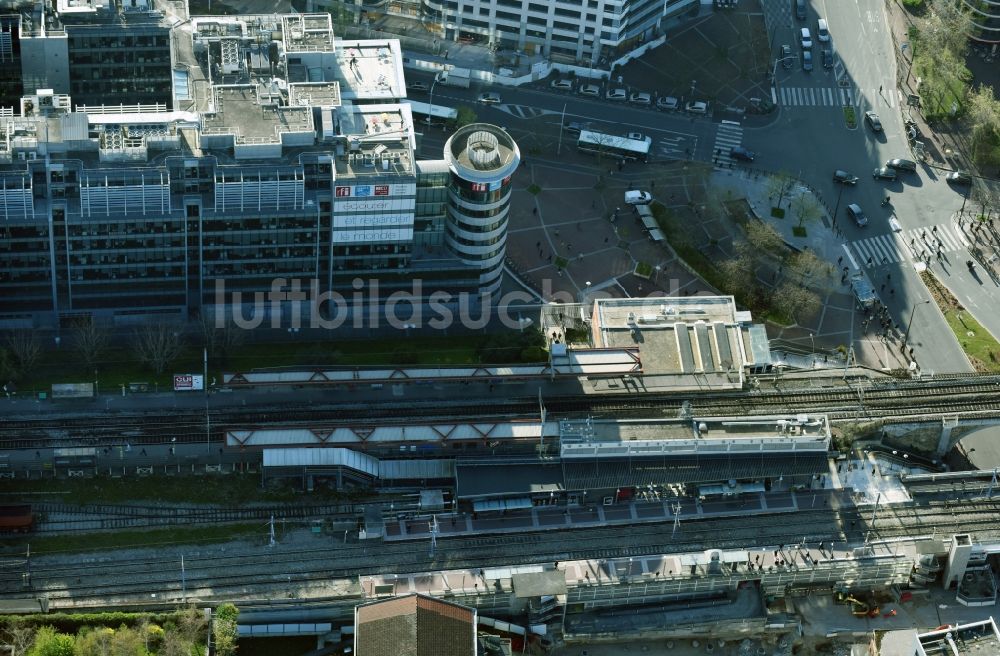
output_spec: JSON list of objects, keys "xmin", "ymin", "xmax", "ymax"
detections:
[{"xmin": 616, "ymin": 8, "xmax": 772, "ymax": 114}]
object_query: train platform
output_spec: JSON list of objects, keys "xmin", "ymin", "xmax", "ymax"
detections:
[{"xmin": 382, "ymin": 488, "xmax": 858, "ymax": 542}]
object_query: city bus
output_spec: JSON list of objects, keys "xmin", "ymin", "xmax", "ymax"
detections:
[
  {"xmin": 577, "ymin": 130, "xmax": 652, "ymax": 162},
  {"xmin": 402, "ymin": 99, "xmax": 458, "ymax": 125}
]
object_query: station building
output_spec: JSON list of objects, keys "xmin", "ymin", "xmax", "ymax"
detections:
[{"xmin": 0, "ymin": 5, "xmax": 519, "ymax": 328}]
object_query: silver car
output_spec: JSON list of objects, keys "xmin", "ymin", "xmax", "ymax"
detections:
[
  {"xmin": 606, "ymin": 87, "xmax": 627, "ymax": 101},
  {"xmin": 629, "ymin": 91, "xmax": 652, "ymax": 105},
  {"xmin": 579, "ymin": 84, "xmax": 601, "ymax": 97}
]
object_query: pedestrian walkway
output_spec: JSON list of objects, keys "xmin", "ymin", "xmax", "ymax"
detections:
[
  {"xmin": 712, "ymin": 122, "xmax": 743, "ymax": 167},
  {"xmin": 848, "ymin": 221, "xmax": 968, "ymax": 268},
  {"xmin": 778, "ymin": 86, "xmax": 856, "ymax": 107}
]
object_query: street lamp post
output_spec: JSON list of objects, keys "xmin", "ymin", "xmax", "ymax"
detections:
[
  {"xmin": 427, "ymin": 76, "xmax": 439, "ymax": 128},
  {"xmin": 771, "ymin": 56, "xmax": 798, "ymax": 88},
  {"xmin": 832, "ymin": 183, "xmax": 845, "ymax": 229},
  {"xmin": 902, "ymin": 299, "xmax": 931, "ymax": 352}
]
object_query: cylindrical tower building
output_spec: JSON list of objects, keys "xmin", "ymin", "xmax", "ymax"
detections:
[{"xmin": 443, "ymin": 124, "xmax": 520, "ymax": 294}]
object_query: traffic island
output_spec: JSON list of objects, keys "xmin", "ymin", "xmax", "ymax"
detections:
[
  {"xmin": 843, "ymin": 106, "xmax": 858, "ymax": 129},
  {"xmin": 920, "ymin": 270, "xmax": 1000, "ymax": 372}
]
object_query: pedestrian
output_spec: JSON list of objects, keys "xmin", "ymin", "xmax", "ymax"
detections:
[
  {"xmin": 890, "ymin": 288, "xmax": 895, "ymax": 296},
  {"xmin": 837, "ymin": 256, "xmax": 843, "ymax": 265},
  {"xmin": 141, "ymin": 448, "xmax": 146, "ymax": 456},
  {"xmin": 879, "ymin": 84, "xmax": 883, "ymax": 93},
  {"xmin": 532, "ymin": 207, "xmax": 537, "ymax": 215},
  {"xmin": 591, "ymin": 200, "xmax": 596, "ymax": 209},
  {"xmin": 536, "ymin": 241, "xmax": 541, "ymax": 247},
  {"xmin": 604, "ymin": 237, "xmax": 609, "ymax": 243},
  {"xmin": 932, "ymin": 226, "xmax": 938, "ymax": 233}
]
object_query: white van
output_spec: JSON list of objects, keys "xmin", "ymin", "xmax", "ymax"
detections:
[
  {"xmin": 625, "ymin": 190, "xmax": 652, "ymax": 205},
  {"xmin": 800, "ymin": 27, "xmax": 813, "ymax": 49},
  {"xmin": 817, "ymin": 19, "xmax": 830, "ymax": 42}
]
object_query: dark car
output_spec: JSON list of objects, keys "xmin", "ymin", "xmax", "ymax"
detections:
[
  {"xmin": 947, "ymin": 171, "xmax": 973, "ymax": 185},
  {"xmin": 562, "ymin": 121, "xmax": 589, "ymax": 136},
  {"xmin": 846, "ymin": 203, "xmax": 869, "ymax": 227},
  {"xmin": 781, "ymin": 45, "xmax": 793, "ymax": 68},
  {"xmin": 865, "ymin": 111, "xmax": 883, "ymax": 132},
  {"xmin": 822, "ymin": 49, "xmax": 833, "ymax": 69},
  {"xmin": 873, "ymin": 166, "xmax": 897, "ymax": 181},
  {"xmin": 886, "ymin": 158, "xmax": 917, "ymax": 173},
  {"xmin": 834, "ymin": 170, "xmax": 858, "ymax": 185},
  {"xmin": 730, "ymin": 146, "xmax": 756, "ymax": 162},
  {"xmin": 802, "ymin": 51, "xmax": 813, "ymax": 72}
]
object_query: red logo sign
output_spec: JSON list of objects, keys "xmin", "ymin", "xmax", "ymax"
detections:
[
  {"xmin": 470, "ymin": 182, "xmax": 487, "ymax": 192},
  {"xmin": 375, "ymin": 185, "xmax": 390, "ymax": 196},
  {"xmin": 335, "ymin": 186, "xmax": 352, "ymax": 197}
]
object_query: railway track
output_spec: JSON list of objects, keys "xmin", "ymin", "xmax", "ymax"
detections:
[{"xmin": 5, "ymin": 499, "xmax": 1000, "ymax": 605}]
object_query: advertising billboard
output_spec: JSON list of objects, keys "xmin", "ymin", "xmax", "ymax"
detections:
[{"xmin": 173, "ymin": 374, "xmax": 205, "ymax": 391}]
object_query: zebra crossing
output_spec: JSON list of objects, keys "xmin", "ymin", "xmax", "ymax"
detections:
[
  {"xmin": 712, "ymin": 122, "xmax": 743, "ymax": 167},
  {"xmin": 849, "ymin": 221, "xmax": 968, "ymax": 267},
  {"xmin": 777, "ymin": 87, "xmax": 897, "ymax": 109},
  {"xmin": 778, "ymin": 86, "xmax": 857, "ymax": 107}
]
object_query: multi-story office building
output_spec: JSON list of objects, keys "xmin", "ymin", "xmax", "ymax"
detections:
[
  {"xmin": 417, "ymin": 0, "xmax": 698, "ymax": 63},
  {"xmin": 0, "ymin": 8, "xmax": 519, "ymax": 329},
  {"xmin": 0, "ymin": 13, "xmax": 23, "ymax": 111},
  {"xmin": 17, "ymin": 0, "xmax": 173, "ymax": 109}
]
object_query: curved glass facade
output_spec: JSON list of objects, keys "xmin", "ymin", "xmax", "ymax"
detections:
[{"xmin": 443, "ymin": 124, "xmax": 520, "ymax": 294}]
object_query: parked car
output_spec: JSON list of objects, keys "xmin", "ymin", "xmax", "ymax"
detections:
[
  {"xmin": 801, "ymin": 27, "xmax": 813, "ymax": 49},
  {"xmin": 550, "ymin": 78, "xmax": 573, "ymax": 91},
  {"xmin": 802, "ymin": 51, "xmax": 813, "ymax": 72},
  {"xmin": 656, "ymin": 95, "xmax": 679, "ymax": 110},
  {"xmin": 781, "ymin": 44, "xmax": 793, "ymax": 68},
  {"xmin": 606, "ymin": 87, "xmax": 627, "ymax": 101},
  {"xmin": 478, "ymin": 92, "xmax": 502, "ymax": 105},
  {"xmin": 730, "ymin": 146, "xmax": 756, "ymax": 162},
  {"xmin": 846, "ymin": 203, "xmax": 868, "ymax": 227},
  {"xmin": 579, "ymin": 84, "xmax": 601, "ymax": 97},
  {"xmin": 822, "ymin": 49, "xmax": 833, "ymax": 69},
  {"xmin": 833, "ymin": 170, "xmax": 858, "ymax": 185},
  {"xmin": 947, "ymin": 171, "xmax": 973, "ymax": 185},
  {"xmin": 886, "ymin": 158, "xmax": 917, "ymax": 173},
  {"xmin": 817, "ymin": 18, "xmax": 830, "ymax": 42},
  {"xmin": 407, "ymin": 81, "xmax": 430, "ymax": 92},
  {"xmin": 873, "ymin": 166, "xmax": 898, "ymax": 181},
  {"xmin": 685, "ymin": 100, "xmax": 709, "ymax": 114},
  {"xmin": 865, "ymin": 111, "xmax": 882, "ymax": 132},
  {"xmin": 795, "ymin": 0, "xmax": 806, "ymax": 20},
  {"xmin": 629, "ymin": 91, "xmax": 652, "ymax": 105},
  {"xmin": 562, "ymin": 121, "xmax": 589, "ymax": 135}
]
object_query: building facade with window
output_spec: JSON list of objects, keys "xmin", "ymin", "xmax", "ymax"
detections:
[
  {"xmin": 417, "ymin": 0, "xmax": 697, "ymax": 63},
  {"xmin": 0, "ymin": 9, "xmax": 519, "ymax": 329}
]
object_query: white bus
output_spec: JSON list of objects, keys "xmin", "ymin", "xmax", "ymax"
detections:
[
  {"xmin": 402, "ymin": 99, "xmax": 458, "ymax": 124},
  {"xmin": 577, "ymin": 130, "xmax": 652, "ymax": 162}
]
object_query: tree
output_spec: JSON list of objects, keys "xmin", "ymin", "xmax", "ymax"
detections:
[
  {"xmin": 4, "ymin": 330, "xmax": 41, "ymax": 379},
  {"xmin": 213, "ymin": 604, "xmax": 240, "ymax": 656},
  {"xmin": 765, "ymin": 172, "xmax": 796, "ymax": 208},
  {"xmin": 26, "ymin": 627, "xmax": 74, "ymax": 656},
  {"xmin": 131, "ymin": 323, "xmax": 184, "ymax": 375},
  {"xmin": 786, "ymin": 249, "xmax": 823, "ymax": 283},
  {"xmin": 791, "ymin": 193, "xmax": 823, "ymax": 229},
  {"xmin": 2, "ymin": 625, "xmax": 36, "ymax": 656},
  {"xmin": 71, "ymin": 317, "xmax": 110, "ymax": 371},
  {"xmin": 744, "ymin": 220, "xmax": 786, "ymax": 257},
  {"xmin": 967, "ymin": 84, "xmax": 1000, "ymax": 169},
  {"xmin": 453, "ymin": 105, "xmax": 477, "ymax": 130},
  {"xmin": 717, "ymin": 255, "xmax": 755, "ymax": 292},
  {"xmin": 198, "ymin": 310, "xmax": 245, "ymax": 366},
  {"xmin": 771, "ymin": 281, "xmax": 821, "ymax": 323}
]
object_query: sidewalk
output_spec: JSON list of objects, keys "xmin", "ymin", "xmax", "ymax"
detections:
[{"xmin": 709, "ymin": 168, "xmax": 913, "ymax": 372}]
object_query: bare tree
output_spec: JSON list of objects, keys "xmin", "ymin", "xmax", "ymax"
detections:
[
  {"xmin": 70, "ymin": 317, "xmax": 110, "ymax": 370},
  {"xmin": 717, "ymin": 255, "xmax": 756, "ymax": 293},
  {"xmin": 198, "ymin": 310, "xmax": 245, "ymax": 365},
  {"xmin": 765, "ymin": 172, "xmax": 796, "ymax": 208},
  {"xmin": 791, "ymin": 193, "xmax": 823, "ymax": 229},
  {"xmin": 132, "ymin": 323, "xmax": 184, "ymax": 375},
  {"xmin": 1, "ymin": 625, "xmax": 35, "ymax": 656},
  {"xmin": 4, "ymin": 330, "xmax": 41, "ymax": 378}
]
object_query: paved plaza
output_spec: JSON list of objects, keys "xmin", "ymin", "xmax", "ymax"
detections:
[{"xmin": 505, "ymin": 151, "xmax": 913, "ymax": 371}]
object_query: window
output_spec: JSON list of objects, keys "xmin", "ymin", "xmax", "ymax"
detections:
[
  {"xmin": 528, "ymin": 2, "xmax": 547, "ymax": 13},
  {"xmin": 527, "ymin": 15, "xmax": 547, "ymax": 25},
  {"xmin": 554, "ymin": 7, "xmax": 580, "ymax": 17},
  {"xmin": 496, "ymin": 10, "xmax": 520, "ymax": 22},
  {"xmin": 553, "ymin": 20, "xmax": 577, "ymax": 31}
]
